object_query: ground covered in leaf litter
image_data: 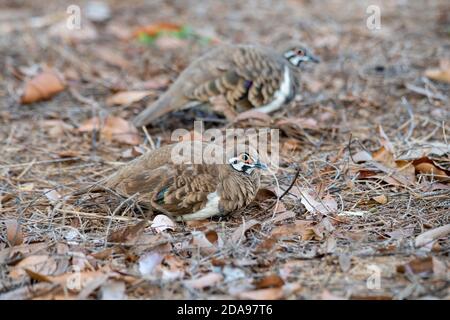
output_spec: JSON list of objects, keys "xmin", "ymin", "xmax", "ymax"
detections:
[{"xmin": 0, "ymin": 0, "xmax": 449, "ymax": 300}]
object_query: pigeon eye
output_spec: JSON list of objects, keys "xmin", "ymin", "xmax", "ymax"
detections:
[
  {"xmin": 296, "ymin": 49, "xmax": 304, "ymax": 55},
  {"xmin": 242, "ymin": 154, "xmax": 249, "ymax": 161}
]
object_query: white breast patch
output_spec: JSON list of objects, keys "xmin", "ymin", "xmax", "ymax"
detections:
[
  {"xmin": 176, "ymin": 192, "xmax": 221, "ymax": 221},
  {"xmin": 254, "ymin": 66, "xmax": 292, "ymax": 114}
]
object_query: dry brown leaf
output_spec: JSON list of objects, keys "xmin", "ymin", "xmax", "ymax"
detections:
[
  {"xmin": 106, "ymin": 91, "xmax": 152, "ymax": 106},
  {"xmin": 133, "ymin": 22, "xmax": 182, "ymax": 37},
  {"xmin": 121, "ymin": 146, "xmax": 145, "ymax": 159},
  {"xmin": 234, "ymin": 110, "xmax": 272, "ymax": 127},
  {"xmin": 254, "ymin": 274, "xmax": 285, "ymax": 289},
  {"xmin": 372, "ymin": 194, "xmax": 388, "ymax": 204},
  {"xmin": 107, "ymin": 220, "xmax": 148, "ymax": 244},
  {"xmin": 254, "ymin": 188, "xmax": 278, "ymax": 202},
  {"xmin": 298, "ymin": 188, "xmax": 338, "ymax": 215},
  {"xmin": 231, "ymin": 219, "xmax": 261, "ymax": 243},
  {"xmin": 158, "ymin": 255, "xmax": 185, "ymax": 281},
  {"xmin": 415, "ymin": 224, "xmax": 450, "ymax": 247},
  {"xmin": 276, "ymin": 117, "xmax": 319, "ymax": 130},
  {"xmin": 41, "ymin": 120, "xmax": 74, "ymax": 137},
  {"xmin": 151, "ymin": 215, "xmax": 176, "ymax": 233},
  {"xmin": 271, "ymin": 210, "xmax": 296, "ymax": 223},
  {"xmin": 396, "ymin": 256, "xmax": 446, "ymax": 277},
  {"xmin": 4, "ymin": 219, "xmax": 24, "ymax": 246},
  {"xmin": 96, "ymin": 47, "xmax": 130, "ymax": 69},
  {"xmin": 9, "ymin": 255, "xmax": 58, "ymax": 280},
  {"xmin": 21, "ymin": 70, "xmax": 65, "ymax": 104},
  {"xmin": 191, "ymin": 231, "xmax": 217, "ymax": 255},
  {"xmin": 282, "ymin": 138, "xmax": 302, "ymax": 152},
  {"xmin": 413, "ymin": 158, "xmax": 449, "ymax": 181},
  {"xmin": 425, "ymin": 60, "xmax": 450, "ymax": 84},
  {"xmin": 140, "ymin": 76, "xmax": 171, "ymax": 90},
  {"xmin": 78, "ymin": 116, "xmax": 141, "ymax": 145},
  {"xmin": 271, "ymin": 220, "xmax": 319, "ymax": 241},
  {"xmin": 184, "ymin": 273, "xmax": 223, "ymax": 290},
  {"xmin": 237, "ymin": 287, "xmax": 284, "ymax": 300}
]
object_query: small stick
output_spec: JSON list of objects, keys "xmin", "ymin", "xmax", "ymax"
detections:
[{"xmin": 278, "ymin": 167, "xmax": 301, "ymax": 201}]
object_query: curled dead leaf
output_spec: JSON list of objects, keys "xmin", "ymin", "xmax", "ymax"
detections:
[
  {"xmin": 21, "ymin": 70, "xmax": 65, "ymax": 104},
  {"xmin": 106, "ymin": 91, "xmax": 152, "ymax": 106},
  {"xmin": 151, "ymin": 215, "xmax": 176, "ymax": 233},
  {"xmin": 425, "ymin": 60, "xmax": 450, "ymax": 84},
  {"xmin": 298, "ymin": 188, "xmax": 338, "ymax": 215},
  {"xmin": 372, "ymin": 194, "xmax": 388, "ymax": 204},
  {"xmin": 231, "ymin": 219, "xmax": 261, "ymax": 243},
  {"xmin": 5, "ymin": 219, "xmax": 24, "ymax": 246},
  {"xmin": 78, "ymin": 116, "xmax": 141, "ymax": 145},
  {"xmin": 254, "ymin": 274, "xmax": 285, "ymax": 289}
]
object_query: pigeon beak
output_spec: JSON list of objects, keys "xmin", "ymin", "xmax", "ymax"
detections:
[
  {"xmin": 254, "ymin": 161, "xmax": 268, "ymax": 170},
  {"xmin": 307, "ymin": 54, "xmax": 320, "ymax": 63}
]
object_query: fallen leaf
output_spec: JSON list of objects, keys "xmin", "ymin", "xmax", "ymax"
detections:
[
  {"xmin": 276, "ymin": 117, "xmax": 319, "ymax": 130},
  {"xmin": 233, "ymin": 110, "xmax": 272, "ymax": 127},
  {"xmin": 191, "ymin": 231, "xmax": 217, "ymax": 255},
  {"xmin": 415, "ymin": 224, "xmax": 450, "ymax": 247},
  {"xmin": 158, "ymin": 255, "xmax": 185, "ymax": 281},
  {"xmin": 140, "ymin": 76, "xmax": 171, "ymax": 90},
  {"xmin": 271, "ymin": 220, "xmax": 320, "ymax": 241},
  {"xmin": 237, "ymin": 287, "xmax": 284, "ymax": 300},
  {"xmin": 43, "ymin": 189, "xmax": 62, "ymax": 203},
  {"xmin": 133, "ymin": 22, "xmax": 183, "ymax": 37},
  {"xmin": 298, "ymin": 188, "xmax": 338, "ymax": 215},
  {"xmin": 184, "ymin": 273, "xmax": 223, "ymax": 290},
  {"xmin": 151, "ymin": 215, "xmax": 175, "ymax": 233},
  {"xmin": 282, "ymin": 138, "xmax": 302, "ymax": 152},
  {"xmin": 413, "ymin": 158, "xmax": 449, "ymax": 181},
  {"xmin": 271, "ymin": 210, "xmax": 296, "ymax": 223},
  {"xmin": 78, "ymin": 116, "xmax": 141, "ymax": 145},
  {"xmin": 107, "ymin": 220, "xmax": 148, "ymax": 244},
  {"xmin": 254, "ymin": 188, "xmax": 278, "ymax": 202},
  {"xmin": 231, "ymin": 219, "xmax": 261, "ymax": 243},
  {"xmin": 4, "ymin": 219, "xmax": 24, "ymax": 246},
  {"xmin": 21, "ymin": 70, "xmax": 65, "ymax": 104},
  {"xmin": 425, "ymin": 60, "xmax": 450, "ymax": 84},
  {"xmin": 9, "ymin": 255, "xmax": 58, "ymax": 280},
  {"xmin": 139, "ymin": 252, "xmax": 164, "ymax": 277},
  {"xmin": 396, "ymin": 256, "xmax": 446, "ymax": 277},
  {"xmin": 254, "ymin": 274, "xmax": 285, "ymax": 289},
  {"xmin": 372, "ymin": 194, "xmax": 388, "ymax": 204},
  {"xmin": 106, "ymin": 91, "xmax": 152, "ymax": 106},
  {"xmin": 41, "ymin": 120, "xmax": 74, "ymax": 137},
  {"xmin": 121, "ymin": 146, "xmax": 145, "ymax": 159},
  {"xmin": 96, "ymin": 46, "xmax": 130, "ymax": 69}
]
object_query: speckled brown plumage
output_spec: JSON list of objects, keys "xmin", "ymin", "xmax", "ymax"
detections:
[
  {"xmin": 103, "ymin": 142, "xmax": 263, "ymax": 220},
  {"xmin": 133, "ymin": 44, "xmax": 303, "ymax": 127}
]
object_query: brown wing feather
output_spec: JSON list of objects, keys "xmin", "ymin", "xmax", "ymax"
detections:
[{"xmin": 133, "ymin": 45, "xmax": 289, "ymax": 126}]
